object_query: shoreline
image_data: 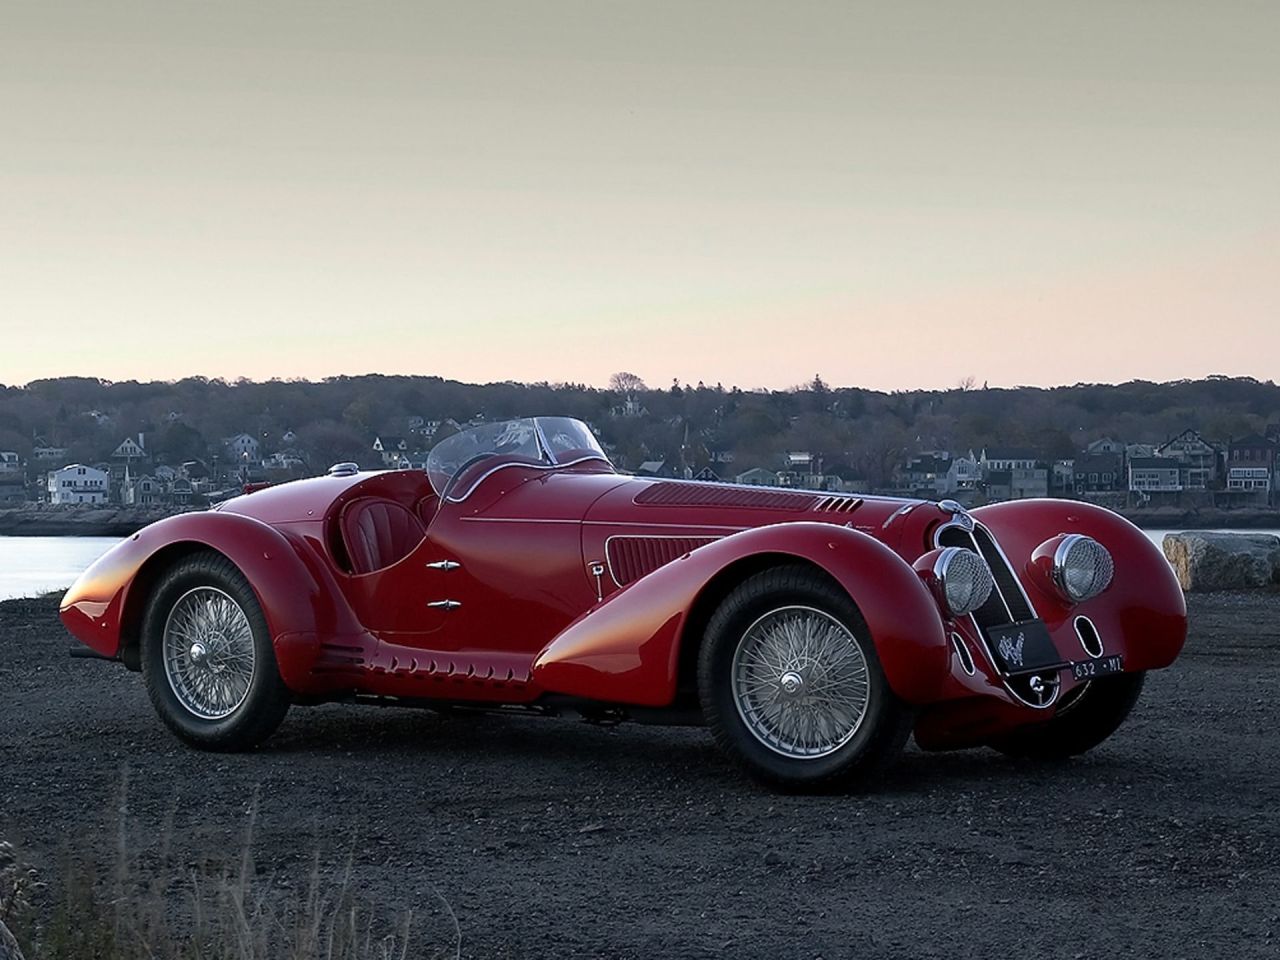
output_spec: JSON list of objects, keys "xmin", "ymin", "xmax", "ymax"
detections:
[{"xmin": 2, "ymin": 502, "xmax": 1280, "ymax": 537}]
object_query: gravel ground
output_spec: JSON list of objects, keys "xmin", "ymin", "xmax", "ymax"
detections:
[{"xmin": 2, "ymin": 593, "xmax": 1278, "ymax": 959}]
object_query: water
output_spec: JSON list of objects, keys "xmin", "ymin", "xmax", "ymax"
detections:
[
  {"xmin": 2, "ymin": 529, "xmax": 1279, "ymax": 605},
  {"xmin": 0, "ymin": 536, "xmax": 122, "ymax": 602}
]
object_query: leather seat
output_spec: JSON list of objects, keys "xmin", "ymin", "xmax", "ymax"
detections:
[{"xmin": 340, "ymin": 498, "xmax": 425, "ymax": 574}]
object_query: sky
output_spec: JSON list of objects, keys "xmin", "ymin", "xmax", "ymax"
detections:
[{"xmin": 1, "ymin": 1, "xmax": 1276, "ymax": 392}]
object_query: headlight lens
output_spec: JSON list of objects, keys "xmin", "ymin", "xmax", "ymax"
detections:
[
  {"xmin": 934, "ymin": 546, "xmax": 995, "ymax": 617},
  {"xmin": 1052, "ymin": 534, "xmax": 1114, "ymax": 603}
]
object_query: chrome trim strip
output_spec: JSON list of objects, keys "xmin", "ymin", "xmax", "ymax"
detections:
[
  {"xmin": 443, "ymin": 454, "xmax": 613, "ymax": 503},
  {"xmin": 427, "ymin": 600, "xmax": 461, "ymax": 610},
  {"xmin": 950, "ymin": 631, "xmax": 976, "ymax": 676},
  {"xmin": 1074, "ymin": 615, "xmax": 1104, "ymax": 658},
  {"xmin": 425, "ymin": 560, "xmax": 461, "ymax": 571}
]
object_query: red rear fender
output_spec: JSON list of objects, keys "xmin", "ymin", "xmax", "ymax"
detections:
[{"xmin": 59, "ymin": 512, "xmax": 364, "ymax": 687}]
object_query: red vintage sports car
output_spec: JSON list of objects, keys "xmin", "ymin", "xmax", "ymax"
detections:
[{"xmin": 61, "ymin": 417, "xmax": 1186, "ymax": 790}]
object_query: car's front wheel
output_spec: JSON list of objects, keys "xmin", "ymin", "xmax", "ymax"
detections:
[
  {"xmin": 141, "ymin": 551, "xmax": 290, "ymax": 750},
  {"xmin": 698, "ymin": 565, "xmax": 912, "ymax": 791},
  {"xmin": 989, "ymin": 672, "xmax": 1145, "ymax": 759}
]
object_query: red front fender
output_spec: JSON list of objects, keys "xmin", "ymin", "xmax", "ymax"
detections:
[
  {"xmin": 59, "ymin": 511, "xmax": 364, "ymax": 687},
  {"xmin": 531, "ymin": 522, "xmax": 950, "ymax": 707}
]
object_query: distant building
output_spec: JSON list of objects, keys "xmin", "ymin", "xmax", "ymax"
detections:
[
  {"xmin": 48, "ymin": 464, "xmax": 109, "ymax": 505},
  {"xmin": 984, "ymin": 470, "xmax": 1013, "ymax": 502},
  {"xmin": 372, "ymin": 435, "xmax": 409, "ymax": 467},
  {"xmin": 32, "ymin": 444, "xmax": 69, "ymax": 463},
  {"xmin": 1010, "ymin": 463, "xmax": 1049, "ymax": 499},
  {"xmin": 692, "ymin": 466, "xmax": 721, "ymax": 482},
  {"xmin": 980, "ymin": 448, "xmax": 1039, "ymax": 471},
  {"xmin": 0, "ymin": 481, "xmax": 26, "ymax": 505},
  {"xmin": 224, "ymin": 433, "xmax": 260, "ymax": 461},
  {"xmin": 1050, "ymin": 459, "xmax": 1075, "ymax": 495},
  {"xmin": 636, "ymin": 460, "xmax": 668, "ymax": 477},
  {"xmin": 902, "ymin": 453, "xmax": 950, "ymax": 495},
  {"xmin": 111, "ymin": 434, "xmax": 147, "ymax": 461},
  {"xmin": 1225, "ymin": 434, "xmax": 1276, "ymax": 499},
  {"xmin": 1085, "ymin": 438, "xmax": 1126, "ymax": 456},
  {"xmin": 944, "ymin": 454, "xmax": 982, "ymax": 494},
  {"xmin": 121, "ymin": 474, "xmax": 161, "ymax": 506},
  {"xmin": 0, "ymin": 451, "xmax": 20, "ymax": 476},
  {"xmin": 1157, "ymin": 429, "xmax": 1218, "ymax": 490},
  {"xmin": 1129, "ymin": 457, "xmax": 1183, "ymax": 497},
  {"xmin": 736, "ymin": 467, "xmax": 780, "ymax": 486},
  {"xmin": 1074, "ymin": 453, "xmax": 1124, "ymax": 493}
]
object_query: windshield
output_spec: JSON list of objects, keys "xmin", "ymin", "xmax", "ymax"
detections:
[{"xmin": 425, "ymin": 417, "xmax": 609, "ymax": 500}]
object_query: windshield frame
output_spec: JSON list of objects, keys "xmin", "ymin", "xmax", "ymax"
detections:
[{"xmin": 425, "ymin": 417, "xmax": 611, "ymax": 502}]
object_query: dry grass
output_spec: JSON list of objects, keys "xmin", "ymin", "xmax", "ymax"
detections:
[{"xmin": 5, "ymin": 771, "xmax": 460, "ymax": 960}]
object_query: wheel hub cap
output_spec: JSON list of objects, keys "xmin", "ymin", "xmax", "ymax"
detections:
[
  {"xmin": 730, "ymin": 605, "xmax": 871, "ymax": 759},
  {"xmin": 162, "ymin": 587, "xmax": 256, "ymax": 721}
]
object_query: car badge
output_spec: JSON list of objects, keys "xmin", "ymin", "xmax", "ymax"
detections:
[{"xmin": 998, "ymin": 632, "xmax": 1025, "ymax": 669}]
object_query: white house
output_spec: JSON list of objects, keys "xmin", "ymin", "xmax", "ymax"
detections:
[
  {"xmin": 48, "ymin": 464, "xmax": 110, "ymax": 505},
  {"xmin": 224, "ymin": 433, "xmax": 260, "ymax": 461}
]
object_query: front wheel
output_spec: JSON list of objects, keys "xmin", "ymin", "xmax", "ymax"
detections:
[
  {"xmin": 989, "ymin": 672, "xmax": 1146, "ymax": 759},
  {"xmin": 698, "ymin": 566, "xmax": 912, "ymax": 792},
  {"xmin": 141, "ymin": 551, "xmax": 291, "ymax": 751}
]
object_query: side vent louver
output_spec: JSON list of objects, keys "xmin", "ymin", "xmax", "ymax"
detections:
[{"xmin": 606, "ymin": 536, "xmax": 719, "ymax": 586}]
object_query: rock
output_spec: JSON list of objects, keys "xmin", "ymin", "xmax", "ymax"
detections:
[
  {"xmin": 1163, "ymin": 532, "xmax": 1280, "ymax": 591},
  {"xmin": 0, "ymin": 920, "xmax": 25, "ymax": 960}
]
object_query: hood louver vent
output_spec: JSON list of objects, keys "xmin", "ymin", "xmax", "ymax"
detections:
[
  {"xmin": 634, "ymin": 482, "xmax": 818, "ymax": 511},
  {"xmin": 607, "ymin": 536, "xmax": 720, "ymax": 586},
  {"xmin": 812, "ymin": 496, "xmax": 863, "ymax": 514}
]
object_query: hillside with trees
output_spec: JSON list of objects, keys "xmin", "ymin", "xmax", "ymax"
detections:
[{"xmin": 0, "ymin": 373, "xmax": 1277, "ymax": 489}]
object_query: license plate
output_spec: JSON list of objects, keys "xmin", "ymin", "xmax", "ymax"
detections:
[
  {"xmin": 1071, "ymin": 655, "xmax": 1124, "ymax": 681},
  {"xmin": 986, "ymin": 620, "xmax": 1064, "ymax": 675}
]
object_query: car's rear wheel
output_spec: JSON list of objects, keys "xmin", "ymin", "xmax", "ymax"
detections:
[
  {"xmin": 698, "ymin": 565, "xmax": 912, "ymax": 791},
  {"xmin": 141, "ymin": 551, "xmax": 290, "ymax": 750},
  {"xmin": 989, "ymin": 671, "xmax": 1145, "ymax": 759}
]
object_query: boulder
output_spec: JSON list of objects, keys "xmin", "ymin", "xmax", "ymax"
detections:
[
  {"xmin": 1163, "ymin": 531, "xmax": 1280, "ymax": 592},
  {"xmin": 0, "ymin": 920, "xmax": 24, "ymax": 960}
]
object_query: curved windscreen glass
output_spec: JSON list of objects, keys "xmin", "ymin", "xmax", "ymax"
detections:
[{"xmin": 425, "ymin": 417, "xmax": 610, "ymax": 500}]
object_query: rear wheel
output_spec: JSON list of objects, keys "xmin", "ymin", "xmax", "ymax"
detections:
[
  {"xmin": 698, "ymin": 565, "xmax": 912, "ymax": 791},
  {"xmin": 990, "ymin": 672, "xmax": 1145, "ymax": 759},
  {"xmin": 141, "ymin": 551, "xmax": 290, "ymax": 750}
]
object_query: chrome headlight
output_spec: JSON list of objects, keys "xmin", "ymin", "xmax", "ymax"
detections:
[
  {"xmin": 934, "ymin": 546, "xmax": 995, "ymax": 618},
  {"xmin": 1052, "ymin": 534, "xmax": 1114, "ymax": 603}
]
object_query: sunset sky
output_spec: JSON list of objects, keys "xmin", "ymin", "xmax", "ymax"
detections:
[{"xmin": 1, "ymin": 1, "xmax": 1276, "ymax": 391}]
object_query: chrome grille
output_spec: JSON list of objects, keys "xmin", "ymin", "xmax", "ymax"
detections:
[{"xmin": 936, "ymin": 523, "xmax": 1036, "ymax": 630}]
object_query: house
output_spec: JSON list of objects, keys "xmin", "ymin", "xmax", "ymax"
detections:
[
  {"xmin": 48, "ymin": 464, "xmax": 110, "ymax": 505},
  {"xmin": 111, "ymin": 434, "xmax": 147, "ymax": 461},
  {"xmin": 1129, "ymin": 457, "xmax": 1183, "ymax": 497},
  {"xmin": 692, "ymin": 467, "xmax": 721, "ymax": 482},
  {"xmin": 224, "ymin": 433, "xmax": 260, "ymax": 461},
  {"xmin": 372, "ymin": 435, "xmax": 409, "ymax": 467},
  {"xmin": 786, "ymin": 452, "xmax": 818, "ymax": 473},
  {"xmin": 1050, "ymin": 459, "xmax": 1075, "ymax": 495},
  {"xmin": 943, "ymin": 453, "xmax": 982, "ymax": 494},
  {"xmin": 1156, "ymin": 430, "xmax": 1218, "ymax": 490},
  {"xmin": 1010, "ymin": 463, "xmax": 1049, "ymax": 499},
  {"xmin": 1085, "ymin": 438, "xmax": 1126, "ymax": 456},
  {"xmin": 170, "ymin": 478, "xmax": 195, "ymax": 506},
  {"xmin": 636, "ymin": 460, "xmax": 668, "ymax": 477},
  {"xmin": 154, "ymin": 465, "xmax": 178, "ymax": 483},
  {"xmin": 0, "ymin": 452, "xmax": 21, "ymax": 476},
  {"xmin": 980, "ymin": 448, "xmax": 1039, "ymax": 471},
  {"xmin": 121, "ymin": 474, "xmax": 161, "ymax": 506},
  {"xmin": 1225, "ymin": 435, "xmax": 1276, "ymax": 500},
  {"xmin": 32, "ymin": 444, "xmax": 68, "ymax": 463},
  {"xmin": 984, "ymin": 470, "xmax": 1013, "ymax": 502},
  {"xmin": 1073, "ymin": 453, "xmax": 1124, "ymax": 493},
  {"xmin": 735, "ymin": 467, "xmax": 780, "ymax": 487},
  {"xmin": 281, "ymin": 429, "xmax": 298, "ymax": 445},
  {"xmin": 0, "ymin": 481, "xmax": 26, "ymax": 505},
  {"xmin": 902, "ymin": 453, "xmax": 951, "ymax": 495}
]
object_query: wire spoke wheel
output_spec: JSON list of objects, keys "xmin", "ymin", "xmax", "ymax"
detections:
[
  {"xmin": 730, "ymin": 605, "xmax": 871, "ymax": 759},
  {"xmin": 162, "ymin": 586, "xmax": 257, "ymax": 721}
]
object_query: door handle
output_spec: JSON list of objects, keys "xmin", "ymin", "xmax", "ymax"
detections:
[{"xmin": 427, "ymin": 600, "xmax": 462, "ymax": 610}]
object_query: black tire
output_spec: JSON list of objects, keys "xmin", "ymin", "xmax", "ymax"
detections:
[
  {"xmin": 140, "ymin": 551, "xmax": 291, "ymax": 751},
  {"xmin": 989, "ymin": 672, "xmax": 1145, "ymax": 759},
  {"xmin": 698, "ymin": 565, "xmax": 913, "ymax": 792}
]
